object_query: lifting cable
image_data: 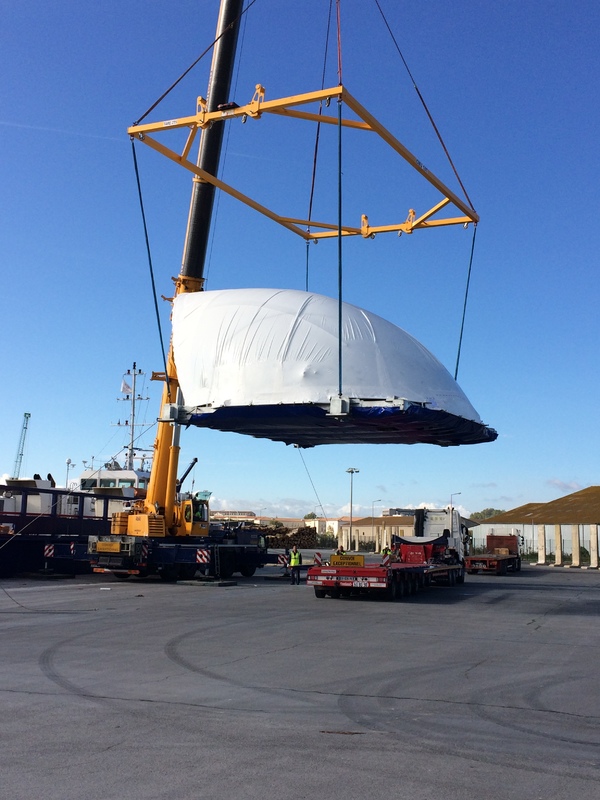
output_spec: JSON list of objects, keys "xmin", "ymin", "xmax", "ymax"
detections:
[
  {"xmin": 304, "ymin": 1, "xmax": 345, "ymax": 396},
  {"xmin": 133, "ymin": 0, "xmax": 257, "ymax": 126},
  {"xmin": 130, "ymin": 140, "xmax": 171, "ymax": 397},
  {"xmin": 373, "ymin": 0, "xmax": 474, "ymax": 209},
  {"xmin": 336, "ymin": 0, "xmax": 344, "ymax": 398},
  {"xmin": 0, "ymin": 421, "xmax": 156, "ymax": 553},
  {"xmin": 374, "ymin": 0, "xmax": 479, "ymax": 380},
  {"xmin": 305, "ymin": 0, "xmax": 334, "ymax": 292},
  {"xmin": 129, "ymin": 2, "xmax": 256, "ymax": 396},
  {"xmin": 295, "ymin": 446, "xmax": 328, "ymax": 518},
  {"xmin": 454, "ymin": 224, "xmax": 477, "ymax": 380},
  {"xmin": 337, "ymin": 93, "xmax": 344, "ymax": 398}
]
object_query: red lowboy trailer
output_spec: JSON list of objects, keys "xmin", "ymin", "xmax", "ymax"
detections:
[{"xmin": 307, "ymin": 536, "xmax": 465, "ymax": 601}]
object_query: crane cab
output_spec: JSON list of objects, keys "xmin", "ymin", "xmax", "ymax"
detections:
[{"xmin": 180, "ymin": 492, "xmax": 210, "ymax": 537}]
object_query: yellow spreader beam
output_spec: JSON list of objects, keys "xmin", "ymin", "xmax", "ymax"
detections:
[{"xmin": 128, "ymin": 84, "xmax": 478, "ymax": 240}]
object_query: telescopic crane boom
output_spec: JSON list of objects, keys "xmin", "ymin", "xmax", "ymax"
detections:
[
  {"xmin": 12, "ymin": 412, "xmax": 31, "ymax": 479},
  {"xmin": 133, "ymin": 0, "xmax": 243, "ymax": 537}
]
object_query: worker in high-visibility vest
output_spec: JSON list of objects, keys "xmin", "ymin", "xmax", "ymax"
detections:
[{"xmin": 289, "ymin": 544, "xmax": 302, "ymax": 585}]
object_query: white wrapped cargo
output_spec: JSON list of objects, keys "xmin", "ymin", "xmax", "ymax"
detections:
[{"xmin": 172, "ymin": 288, "xmax": 496, "ymax": 448}]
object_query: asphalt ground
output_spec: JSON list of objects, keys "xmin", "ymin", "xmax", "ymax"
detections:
[{"xmin": 1, "ymin": 565, "xmax": 599, "ymax": 800}]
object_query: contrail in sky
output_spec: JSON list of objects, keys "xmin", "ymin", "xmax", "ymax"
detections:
[{"xmin": 0, "ymin": 120, "xmax": 122, "ymax": 142}]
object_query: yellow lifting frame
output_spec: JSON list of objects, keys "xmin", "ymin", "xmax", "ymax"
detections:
[{"xmin": 128, "ymin": 84, "xmax": 479, "ymax": 239}]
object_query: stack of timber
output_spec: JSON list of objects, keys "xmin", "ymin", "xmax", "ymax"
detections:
[{"xmin": 264, "ymin": 526, "xmax": 318, "ymax": 549}]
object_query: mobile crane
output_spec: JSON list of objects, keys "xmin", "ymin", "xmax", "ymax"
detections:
[
  {"xmin": 86, "ymin": 0, "xmax": 270, "ymax": 581},
  {"xmin": 79, "ymin": 0, "xmax": 487, "ymax": 578}
]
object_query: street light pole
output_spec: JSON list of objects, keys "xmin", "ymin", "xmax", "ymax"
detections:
[
  {"xmin": 346, "ymin": 468, "xmax": 359, "ymax": 550},
  {"xmin": 372, "ymin": 499, "xmax": 381, "ymax": 551},
  {"xmin": 450, "ymin": 492, "xmax": 461, "ymax": 539}
]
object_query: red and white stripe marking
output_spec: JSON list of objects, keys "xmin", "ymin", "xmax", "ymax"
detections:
[
  {"xmin": 196, "ymin": 548, "xmax": 210, "ymax": 564},
  {"xmin": 43, "ymin": 544, "xmax": 54, "ymax": 558},
  {"xmin": 278, "ymin": 554, "xmax": 289, "ymax": 566},
  {"xmin": 313, "ymin": 552, "xmax": 322, "ymax": 566}
]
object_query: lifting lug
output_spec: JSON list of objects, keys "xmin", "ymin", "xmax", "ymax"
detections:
[{"xmin": 248, "ymin": 84, "xmax": 265, "ymax": 118}]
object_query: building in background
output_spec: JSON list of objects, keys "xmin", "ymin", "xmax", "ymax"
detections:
[{"xmin": 475, "ymin": 486, "xmax": 600, "ymax": 567}]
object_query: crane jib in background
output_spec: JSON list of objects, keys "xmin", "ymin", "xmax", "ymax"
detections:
[{"xmin": 12, "ymin": 412, "xmax": 31, "ymax": 480}]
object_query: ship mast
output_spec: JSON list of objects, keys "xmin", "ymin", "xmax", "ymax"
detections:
[{"xmin": 116, "ymin": 363, "xmax": 150, "ymax": 471}]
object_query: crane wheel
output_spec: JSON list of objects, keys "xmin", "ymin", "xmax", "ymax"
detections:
[
  {"xmin": 159, "ymin": 566, "xmax": 179, "ymax": 582},
  {"xmin": 239, "ymin": 565, "xmax": 256, "ymax": 578}
]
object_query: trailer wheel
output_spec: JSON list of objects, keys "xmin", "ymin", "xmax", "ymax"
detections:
[
  {"xmin": 112, "ymin": 573, "xmax": 130, "ymax": 581},
  {"xmin": 329, "ymin": 588, "xmax": 341, "ymax": 599},
  {"xmin": 516, "ymin": 558, "xmax": 522, "ymax": 572},
  {"xmin": 456, "ymin": 568, "xmax": 465, "ymax": 584},
  {"xmin": 448, "ymin": 570, "xmax": 456, "ymax": 586},
  {"xmin": 314, "ymin": 588, "xmax": 327, "ymax": 598}
]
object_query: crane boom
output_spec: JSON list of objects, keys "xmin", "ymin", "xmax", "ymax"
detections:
[
  {"xmin": 181, "ymin": 0, "xmax": 243, "ymax": 280},
  {"xmin": 138, "ymin": 0, "xmax": 243, "ymax": 535},
  {"xmin": 13, "ymin": 412, "xmax": 31, "ymax": 479}
]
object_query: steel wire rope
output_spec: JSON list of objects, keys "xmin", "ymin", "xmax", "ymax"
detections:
[
  {"xmin": 0, "ymin": 582, "xmax": 102, "ymax": 613},
  {"xmin": 133, "ymin": 0, "xmax": 258, "ymax": 126},
  {"xmin": 373, "ymin": 0, "xmax": 475, "ymax": 210},
  {"xmin": 454, "ymin": 224, "xmax": 477, "ymax": 379},
  {"xmin": 373, "ymin": 0, "xmax": 479, "ymax": 379},
  {"xmin": 130, "ymin": 3, "xmax": 254, "ymax": 371},
  {"xmin": 0, "ymin": 420, "xmax": 157, "ymax": 550},
  {"xmin": 130, "ymin": 140, "xmax": 171, "ymax": 398},
  {"xmin": 304, "ymin": 0, "xmax": 334, "ymax": 292},
  {"xmin": 336, "ymin": 0, "xmax": 344, "ymax": 398},
  {"xmin": 129, "ymin": 7, "xmax": 253, "ymax": 399},
  {"xmin": 294, "ymin": 446, "xmax": 327, "ymax": 519}
]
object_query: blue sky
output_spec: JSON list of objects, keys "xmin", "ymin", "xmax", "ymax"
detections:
[{"xmin": 1, "ymin": 0, "xmax": 599, "ymax": 519}]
